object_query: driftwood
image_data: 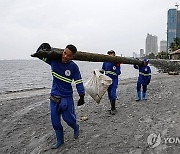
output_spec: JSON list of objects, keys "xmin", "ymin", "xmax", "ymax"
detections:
[
  {"xmin": 31, "ymin": 46, "xmax": 180, "ymax": 73},
  {"xmin": 31, "ymin": 48, "xmax": 144, "ymax": 65}
]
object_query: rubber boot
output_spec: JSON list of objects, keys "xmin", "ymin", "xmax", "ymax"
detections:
[
  {"xmin": 142, "ymin": 92, "xmax": 147, "ymax": 100},
  {"xmin": 110, "ymin": 100, "xmax": 116, "ymax": 115},
  {"xmin": 136, "ymin": 91, "xmax": 141, "ymax": 101},
  {"xmin": 73, "ymin": 124, "xmax": 79, "ymax": 139},
  {"xmin": 51, "ymin": 130, "xmax": 64, "ymax": 149}
]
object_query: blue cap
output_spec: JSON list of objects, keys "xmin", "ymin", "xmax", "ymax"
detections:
[{"xmin": 144, "ymin": 58, "xmax": 149, "ymax": 63}]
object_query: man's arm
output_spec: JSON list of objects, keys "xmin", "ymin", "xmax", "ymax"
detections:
[
  {"xmin": 116, "ymin": 63, "xmax": 121, "ymax": 75},
  {"xmin": 99, "ymin": 62, "xmax": 105, "ymax": 74},
  {"xmin": 148, "ymin": 67, "xmax": 152, "ymax": 81},
  {"xmin": 73, "ymin": 65, "xmax": 85, "ymax": 106},
  {"xmin": 147, "ymin": 67, "xmax": 151, "ymax": 85}
]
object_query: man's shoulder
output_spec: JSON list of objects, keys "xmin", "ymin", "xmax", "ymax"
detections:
[
  {"xmin": 69, "ymin": 61, "xmax": 79, "ymax": 69},
  {"xmin": 50, "ymin": 59, "xmax": 62, "ymax": 65},
  {"xmin": 103, "ymin": 61, "xmax": 114, "ymax": 66},
  {"xmin": 69, "ymin": 60, "xmax": 77, "ymax": 65},
  {"xmin": 147, "ymin": 65, "xmax": 151, "ymax": 69}
]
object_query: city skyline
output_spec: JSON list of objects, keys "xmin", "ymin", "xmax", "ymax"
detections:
[
  {"xmin": 134, "ymin": 4, "xmax": 180, "ymax": 57},
  {"xmin": 0, "ymin": 0, "xmax": 178, "ymax": 60}
]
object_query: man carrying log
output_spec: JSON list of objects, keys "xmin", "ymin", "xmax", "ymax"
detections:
[
  {"xmin": 100, "ymin": 50, "xmax": 121, "ymax": 115},
  {"xmin": 36, "ymin": 43, "xmax": 85, "ymax": 149},
  {"xmin": 134, "ymin": 58, "xmax": 151, "ymax": 101}
]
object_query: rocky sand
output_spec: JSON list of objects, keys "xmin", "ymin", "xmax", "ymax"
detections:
[{"xmin": 0, "ymin": 73, "xmax": 180, "ymax": 154}]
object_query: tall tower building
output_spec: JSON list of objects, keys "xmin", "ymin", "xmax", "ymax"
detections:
[
  {"xmin": 145, "ymin": 33, "xmax": 158, "ymax": 55},
  {"xmin": 140, "ymin": 49, "xmax": 144, "ymax": 57},
  {"xmin": 160, "ymin": 40, "xmax": 167, "ymax": 52},
  {"xmin": 177, "ymin": 10, "xmax": 180, "ymax": 38},
  {"xmin": 167, "ymin": 7, "xmax": 180, "ymax": 49}
]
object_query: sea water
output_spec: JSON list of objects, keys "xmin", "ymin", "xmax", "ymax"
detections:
[{"xmin": 0, "ymin": 60, "xmax": 158, "ymax": 94}]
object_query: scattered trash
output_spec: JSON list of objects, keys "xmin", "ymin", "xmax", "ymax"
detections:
[{"xmin": 80, "ymin": 116, "xmax": 88, "ymax": 121}]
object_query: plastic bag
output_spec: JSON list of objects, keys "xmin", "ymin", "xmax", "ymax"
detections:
[{"xmin": 85, "ymin": 69, "xmax": 112, "ymax": 103}]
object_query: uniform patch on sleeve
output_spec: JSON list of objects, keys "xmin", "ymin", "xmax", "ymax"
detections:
[
  {"xmin": 113, "ymin": 66, "xmax": 116, "ymax": 70},
  {"xmin": 65, "ymin": 70, "xmax": 71, "ymax": 76}
]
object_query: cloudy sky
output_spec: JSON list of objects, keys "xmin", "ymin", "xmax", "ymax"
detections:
[{"xmin": 0, "ymin": 0, "xmax": 178, "ymax": 59}]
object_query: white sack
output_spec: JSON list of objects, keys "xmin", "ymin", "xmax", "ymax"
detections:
[{"xmin": 85, "ymin": 69, "xmax": 112, "ymax": 103}]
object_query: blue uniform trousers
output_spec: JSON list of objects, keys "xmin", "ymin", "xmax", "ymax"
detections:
[
  {"xmin": 107, "ymin": 77, "xmax": 118, "ymax": 101},
  {"xmin": 50, "ymin": 97, "xmax": 77, "ymax": 132},
  {"xmin": 136, "ymin": 82, "xmax": 147, "ymax": 93}
]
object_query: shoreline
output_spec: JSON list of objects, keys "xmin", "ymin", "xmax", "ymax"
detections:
[
  {"xmin": 0, "ymin": 71, "xmax": 158, "ymax": 97},
  {"xmin": 0, "ymin": 73, "xmax": 180, "ymax": 154}
]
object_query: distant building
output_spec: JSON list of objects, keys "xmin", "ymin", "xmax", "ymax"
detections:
[
  {"xmin": 133, "ymin": 52, "xmax": 138, "ymax": 58},
  {"xmin": 145, "ymin": 33, "xmax": 158, "ymax": 55},
  {"xmin": 140, "ymin": 49, "xmax": 144, "ymax": 57},
  {"xmin": 160, "ymin": 40, "xmax": 167, "ymax": 52},
  {"xmin": 167, "ymin": 8, "xmax": 180, "ymax": 50},
  {"xmin": 177, "ymin": 10, "xmax": 180, "ymax": 38},
  {"xmin": 169, "ymin": 49, "xmax": 180, "ymax": 60}
]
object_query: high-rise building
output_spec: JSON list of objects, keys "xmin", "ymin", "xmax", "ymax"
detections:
[
  {"xmin": 167, "ymin": 8, "xmax": 180, "ymax": 49},
  {"xmin": 140, "ymin": 49, "xmax": 144, "ymax": 57},
  {"xmin": 145, "ymin": 33, "xmax": 158, "ymax": 55},
  {"xmin": 133, "ymin": 52, "xmax": 138, "ymax": 58},
  {"xmin": 160, "ymin": 40, "xmax": 167, "ymax": 52},
  {"xmin": 177, "ymin": 11, "xmax": 180, "ymax": 38}
]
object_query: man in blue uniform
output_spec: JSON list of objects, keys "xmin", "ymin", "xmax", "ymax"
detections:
[
  {"xmin": 100, "ymin": 50, "xmax": 121, "ymax": 115},
  {"xmin": 36, "ymin": 43, "xmax": 85, "ymax": 149},
  {"xmin": 134, "ymin": 58, "xmax": 151, "ymax": 101}
]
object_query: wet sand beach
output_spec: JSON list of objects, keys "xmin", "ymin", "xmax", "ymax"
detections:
[{"xmin": 0, "ymin": 73, "xmax": 180, "ymax": 154}]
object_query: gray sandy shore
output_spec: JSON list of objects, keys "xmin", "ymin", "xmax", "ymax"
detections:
[{"xmin": 0, "ymin": 73, "xmax": 180, "ymax": 154}]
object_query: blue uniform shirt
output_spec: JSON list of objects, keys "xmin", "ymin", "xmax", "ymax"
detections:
[
  {"xmin": 101, "ymin": 62, "xmax": 121, "ymax": 78},
  {"xmin": 100, "ymin": 62, "xmax": 121, "ymax": 100},
  {"xmin": 134, "ymin": 65, "xmax": 151, "ymax": 85},
  {"xmin": 100, "ymin": 62, "xmax": 121, "ymax": 87},
  {"xmin": 41, "ymin": 58, "xmax": 85, "ymax": 97}
]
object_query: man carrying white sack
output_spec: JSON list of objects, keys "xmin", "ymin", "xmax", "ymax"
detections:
[{"xmin": 100, "ymin": 50, "xmax": 121, "ymax": 115}]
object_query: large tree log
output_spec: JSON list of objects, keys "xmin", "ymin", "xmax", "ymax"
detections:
[{"xmin": 31, "ymin": 48, "xmax": 144, "ymax": 65}]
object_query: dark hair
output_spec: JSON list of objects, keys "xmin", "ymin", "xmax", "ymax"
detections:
[{"xmin": 66, "ymin": 44, "xmax": 77, "ymax": 54}]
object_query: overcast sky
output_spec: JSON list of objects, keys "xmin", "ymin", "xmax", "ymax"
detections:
[{"xmin": 0, "ymin": 0, "xmax": 178, "ymax": 60}]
